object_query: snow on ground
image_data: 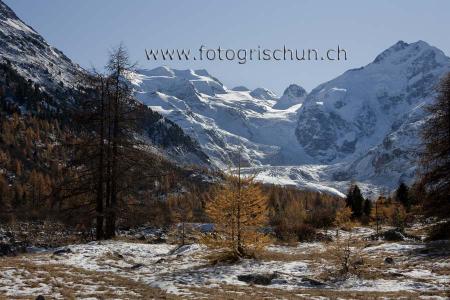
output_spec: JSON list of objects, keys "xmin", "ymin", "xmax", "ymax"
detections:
[
  {"xmin": 1, "ymin": 226, "xmax": 449, "ymax": 299},
  {"xmin": 18, "ymin": 241, "xmax": 312, "ymax": 295},
  {"xmin": 266, "ymin": 242, "xmax": 326, "ymax": 256},
  {"xmin": 0, "ymin": 268, "xmax": 52, "ymax": 297},
  {"xmin": 363, "ymin": 242, "xmax": 423, "ymax": 253}
]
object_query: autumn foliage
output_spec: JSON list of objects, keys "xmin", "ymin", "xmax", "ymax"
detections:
[{"xmin": 203, "ymin": 170, "xmax": 270, "ymax": 257}]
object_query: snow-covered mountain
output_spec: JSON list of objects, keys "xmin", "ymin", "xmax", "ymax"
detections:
[
  {"xmin": 296, "ymin": 41, "xmax": 449, "ymax": 163},
  {"xmin": 295, "ymin": 40, "xmax": 450, "ymax": 193},
  {"xmin": 132, "ymin": 41, "xmax": 450, "ymax": 196},
  {"xmin": 130, "ymin": 68, "xmax": 307, "ymax": 168}
]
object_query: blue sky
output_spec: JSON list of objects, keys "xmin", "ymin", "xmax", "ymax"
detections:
[{"xmin": 5, "ymin": 0, "xmax": 450, "ymax": 94}]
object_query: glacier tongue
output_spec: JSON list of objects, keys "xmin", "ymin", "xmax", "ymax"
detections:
[{"xmin": 132, "ymin": 40, "xmax": 450, "ymax": 196}]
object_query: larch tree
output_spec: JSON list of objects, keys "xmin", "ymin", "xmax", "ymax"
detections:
[
  {"xmin": 372, "ymin": 196, "xmax": 387, "ymax": 235},
  {"xmin": 275, "ymin": 199, "xmax": 307, "ymax": 241},
  {"xmin": 334, "ymin": 206, "xmax": 352, "ymax": 238},
  {"xmin": 419, "ymin": 72, "xmax": 450, "ymax": 217},
  {"xmin": 66, "ymin": 44, "xmax": 146, "ymax": 239},
  {"xmin": 104, "ymin": 43, "xmax": 137, "ymax": 238},
  {"xmin": 168, "ymin": 193, "xmax": 194, "ymax": 246},
  {"xmin": 68, "ymin": 70, "xmax": 111, "ymax": 240},
  {"xmin": 203, "ymin": 163, "xmax": 270, "ymax": 258}
]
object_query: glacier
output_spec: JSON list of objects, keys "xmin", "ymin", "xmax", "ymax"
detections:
[{"xmin": 131, "ymin": 41, "xmax": 450, "ymax": 197}]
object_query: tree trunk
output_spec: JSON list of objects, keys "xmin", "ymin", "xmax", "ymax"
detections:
[
  {"xmin": 106, "ymin": 68, "xmax": 120, "ymax": 238},
  {"xmin": 182, "ymin": 221, "xmax": 185, "ymax": 246},
  {"xmin": 237, "ymin": 157, "xmax": 242, "ymax": 254},
  {"xmin": 104, "ymin": 85, "xmax": 113, "ymax": 238},
  {"xmin": 95, "ymin": 79, "xmax": 105, "ymax": 240}
]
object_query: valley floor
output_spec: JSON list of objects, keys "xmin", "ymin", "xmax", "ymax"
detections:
[{"xmin": 0, "ymin": 226, "xmax": 449, "ymax": 300}]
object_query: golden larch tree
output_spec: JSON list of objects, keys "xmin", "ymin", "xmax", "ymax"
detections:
[{"xmin": 203, "ymin": 167, "xmax": 270, "ymax": 257}]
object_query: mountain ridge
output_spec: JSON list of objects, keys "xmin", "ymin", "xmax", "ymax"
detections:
[{"xmin": 132, "ymin": 40, "xmax": 450, "ymax": 196}]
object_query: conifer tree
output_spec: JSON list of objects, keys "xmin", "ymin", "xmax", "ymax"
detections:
[
  {"xmin": 345, "ymin": 185, "xmax": 354, "ymax": 209},
  {"xmin": 104, "ymin": 43, "xmax": 137, "ymax": 238},
  {"xmin": 61, "ymin": 44, "xmax": 172, "ymax": 239},
  {"xmin": 345, "ymin": 184, "xmax": 364, "ymax": 218},
  {"xmin": 66, "ymin": 44, "xmax": 143, "ymax": 239},
  {"xmin": 395, "ymin": 182, "xmax": 411, "ymax": 211},
  {"xmin": 419, "ymin": 72, "xmax": 450, "ymax": 217},
  {"xmin": 203, "ymin": 164, "xmax": 270, "ymax": 258},
  {"xmin": 363, "ymin": 198, "xmax": 372, "ymax": 217}
]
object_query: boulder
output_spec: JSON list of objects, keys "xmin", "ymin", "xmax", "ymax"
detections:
[
  {"xmin": 53, "ymin": 248, "xmax": 72, "ymax": 255},
  {"xmin": 301, "ymin": 276, "xmax": 326, "ymax": 286},
  {"xmin": 155, "ymin": 258, "xmax": 165, "ymax": 264},
  {"xmin": 237, "ymin": 273, "xmax": 277, "ymax": 285},
  {"xmin": 353, "ymin": 257, "xmax": 364, "ymax": 266},
  {"xmin": 0, "ymin": 243, "xmax": 14, "ymax": 256},
  {"xmin": 130, "ymin": 263, "xmax": 144, "ymax": 270},
  {"xmin": 315, "ymin": 232, "xmax": 333, "ymax": 242},
  {"xmin": 383, "ymin": 228, "xmax": 405, "ymax": 241},
  {"xmin": 384, "ymin": 257, "xmax": 394, "ymax": 264},
  {"xmin": 0, "ymin": 241, "xmax": 28, "ymax": 256},
  {"xmin": 151, "ymin": 236, "xmax": 166, "ymax": 244}
]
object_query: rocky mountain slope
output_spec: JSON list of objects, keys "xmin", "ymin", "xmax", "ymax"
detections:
[
  {"xmin": 274, "ymin": 84, "xmax": 307, "ymax": 109},
  {"xmin": 296, "ymin": 40, "xmax": 450, "ymax": 191},
  {"xmin": 0, "ymin": 1, "xmax": 81, "ymax": 92}
]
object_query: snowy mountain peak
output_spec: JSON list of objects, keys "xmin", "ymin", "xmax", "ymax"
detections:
[
  {"xmin": 372, "ymin": 40, "xmax": 447, "ymax": 66},
  {"xmin": 232, "ymin": 86, "xmax": 250, "ymax": 92},
  {"xmin": 139, "ymin": 66, "xmax": 175, "ymax": 77},
  {"xmin": 373, "ymin": 40, "xmax": 409, "ymax": 63},
  {"xmin": 0, "ymin": 0, "xmax": 25, "ymax": 24},
  {"xmin": 282, "ymin": 84, "xmax": 307, "ymax": 98},
  {"xmin": 249, "ymin": 87, "xmax": 278, "ymax": 100},
  {"xmin": 274, "ymin": 84, "xmax": 307, "ymax": 109},
  {"xmin": 135, "ymin": 66, "xmax": 226, "ymax": 97}
]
